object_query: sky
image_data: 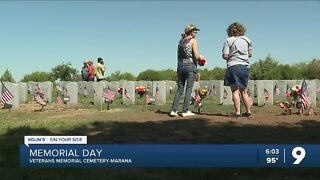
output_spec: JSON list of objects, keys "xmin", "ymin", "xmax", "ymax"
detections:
[{"xmin": 0, "ymin": 1, "xmax": 319, "ymax": 81}]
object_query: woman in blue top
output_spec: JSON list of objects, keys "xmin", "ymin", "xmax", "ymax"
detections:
[
  {"xmin": 222, "ymin": 22, "xmax": 253, "ymax": 118},
  {"xmin": 170, "ymin": 24, "xmax": 201, "ymax": 117}
]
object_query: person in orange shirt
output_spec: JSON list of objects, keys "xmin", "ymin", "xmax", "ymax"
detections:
[{"xmin": 87, "ymin": 60, "xmax": 95, "ymax": 81}]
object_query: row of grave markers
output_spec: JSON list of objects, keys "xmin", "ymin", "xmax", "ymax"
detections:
[{"xmin": 1, "ymin": 80, "xmax": 320, "ymax": 109}]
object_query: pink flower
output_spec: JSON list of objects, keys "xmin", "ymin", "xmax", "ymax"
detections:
[{"xmin": 286, "ymin": 91, "xmax": 291, "ymax": 97}]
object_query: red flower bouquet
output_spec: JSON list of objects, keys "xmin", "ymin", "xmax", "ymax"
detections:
[
  {"xmin": 135, "ymin": 86, "xmax": 146, "ymax": 98},
  {"xmin": 198, "ymin": 55, "xmax": 207, "ymax": 66}
]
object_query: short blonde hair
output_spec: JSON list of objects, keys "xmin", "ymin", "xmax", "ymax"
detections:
[{"xmin": 226, "ymin": 22, "xmax": 246, "ymax": 37}]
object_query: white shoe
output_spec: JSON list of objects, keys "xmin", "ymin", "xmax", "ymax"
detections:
[
  {"xmin": 170, "ymin": 111, "xmax": 179, "ymax": 117},
  {"xmin": 182, "ymin": 111, "xmax": 195, "ymax": 117}
]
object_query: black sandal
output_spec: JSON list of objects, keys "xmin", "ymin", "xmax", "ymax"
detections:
[{"xmin": 242, "ymin": 112, "xmax": 252, "ymax": 118}]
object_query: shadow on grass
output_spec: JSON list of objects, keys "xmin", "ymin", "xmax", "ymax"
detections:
[
  {"xmin": 1, "ymin": 117, "xmax": 320, "ymax": 179},
  {"xmin": 155, "ymin": 109, "xmax": 230, "ymax": 118}
]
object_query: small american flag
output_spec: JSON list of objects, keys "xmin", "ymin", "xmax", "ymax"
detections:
[
  {"xmin": 57, "ymin": 94, "xmax": 63, "ymax": 105},
  {"xmin": 286, "ymin": 88, "xmax": 291, "ymax": 97},
  {"xmin": 264, "ymin": 88, "xmax": 270, "ymax": 103},
  {"xmin": 145, "ymin": 94, "xmax": 151, "ymax": 104},
  {"xmin": 300, "ymin": 80, "xmax": 311, "ymax": 109},
  {"xmin": 34, "ymin": 84, "xmax": 45, "ymax": 101},
  {"xmin": 155, "ymin": 86, "xmax": 160, "ymax": 99},
  {"xmin": 104, "ymin": 88, "xmax": 115, "ymax": 102},
  {"xmin": 274, "ymin": 83, "xmax": 280, "ymax": 95},
  {"xmin": 34, "ymin": 94, "xmax": 46, "ymax": 106},
  {"xmin": 223, "ymin": 89, "xmax": 228, "ymax": 100},
  {"xmin": 56, "ymin": 84, "xmax": 62, "ymax": 92},
  {"xmin": 83, "ymin": 86, "xmax": 88, "ymax": 96},
  {"xmin": 1, "ymin": 82, "xmax": 14, "ymax": 105},
  {"xmin": 35, "ymin": 84, "xmax": 44, "ymax": 94},
  {"xmin": 124, "ymin": 89, "xmax": 131, "ymax": 99},
  {"xmin": 194, "ymin": 93, "xmax": 201, "ymax": 106}
]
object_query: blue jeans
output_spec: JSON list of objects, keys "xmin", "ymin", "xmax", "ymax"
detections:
[{"xmin": 171, "ymin": 71, "xmax": 195, "ymax": 113}]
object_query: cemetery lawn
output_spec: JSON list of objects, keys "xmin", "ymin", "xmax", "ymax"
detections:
[{"xmin": 1, "ymin": 101, "xmax": 320, "ymax": 179}]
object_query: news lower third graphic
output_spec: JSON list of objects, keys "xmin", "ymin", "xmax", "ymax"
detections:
[{"xmin": 20, "ymin": 136, "xmax": 320, "ymax": 167}]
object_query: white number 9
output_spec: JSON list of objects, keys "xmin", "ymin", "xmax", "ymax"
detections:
[{"xmin": 292, "ymin": 147, "xmax": 306, "ymax": 165}]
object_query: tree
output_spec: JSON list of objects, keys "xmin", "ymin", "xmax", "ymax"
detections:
[
  {"xmin": 51, "ymin": 62, "xmax": 79, "ymax": 81},
  {"xmin": 0, "ymin": 69, "xmax": 15, "ymax": 82},
  {"xmin": 210, "ymin": 67, "xmax": 226, "ymax": 80},
  {"xmin": 264, "ymin": 67, "xmax": 282, "ymax": 80},
  {"xmin": 159, "ymin": 69, "xmax": 177, "ymax": 81},
  {"xmin": 120, "ymin": 72, "xmax": 136, "ymax": 81},
  {"xmin": 21, "ymin": 71, "xmax": 53, "ymax": 82},
  {"xmin": 106, "ymin": 71, "xmax": 121, "ymax": 81},
  {"xmin": 291, "ymin": 62, "xmax": 308, "ymax": 79},
  {"xmin": 306, "ymin": 58, "xmax": 320, "ymax": 79},
  {"xmin": 250, "ymin": 55, "xmax": 279, "ymax": 80},
  {"xmin": 136, "ymin": 69, "xmax": 162, "ymax": 81},
  {"xmin": 278, "ymin": 64, "xmax": 299, "ymax": 80},
  {"xmin": 198, "ymin": 68, "xmax": 212, "ymax": 80},
  {"xmin": 106, "ymin": 71, "xmax": 136, "ymax": 81},
  {"xmin": 197, "ymin": 67, "xmax": 225, "ymax": 80}
]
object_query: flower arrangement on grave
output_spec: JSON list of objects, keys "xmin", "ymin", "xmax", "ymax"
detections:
[
  {"xmin": 275, "ymin": 85, "xmax": 302, "ymax": 114},
  {"xmin": 191, "ymin": 87, "xmax": 208, "ymax": 113},
  {"xmin": 135, "ymin": 86, "xmax": 146, "ymax": 98},
  {"xmin": 198, "ymin": 87, "xmax": 208, "ymax": 99},
  {"xmin": 117, "ymin": 87, "xmax": 123, "ymax": 95}
]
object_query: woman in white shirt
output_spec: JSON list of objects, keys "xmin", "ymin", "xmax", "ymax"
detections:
[{"xmin": 222, "ymin": 22, "xmax": 252, "ymax": 118}]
